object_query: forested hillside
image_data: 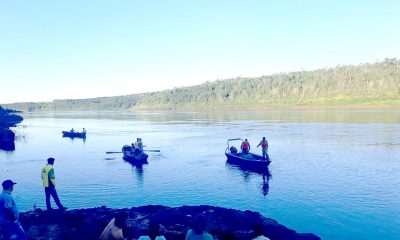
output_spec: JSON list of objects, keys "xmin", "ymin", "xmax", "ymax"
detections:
[{"xmin": 3, "ymin": 59, "xmax": 399, "ymax": 111}]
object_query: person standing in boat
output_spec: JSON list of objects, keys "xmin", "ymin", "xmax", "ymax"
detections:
[
  {"xmin": 82, "ymin": 128, "xmax": 86, "ymax": 133},
  {"xmin": 257, "ymin": 137, "xmax": 269, "ymax": 159},
  {"xmin": 134, "ymin": 138, "xmax": 140, "ymax": 154},
  {"xmin": 138, "ymin": 138, "xmax": 145, "ymax": 153},
  {"xmin": 41, "ymin": 158, "xmax": 67, "ymax": 211},
  {"xmin": 70, "ymin": 128, "xmax": 75, "ymax": 133},
  {"xmin": 241, "ymin": 139, "xmax": 250, "ymax": 154}
]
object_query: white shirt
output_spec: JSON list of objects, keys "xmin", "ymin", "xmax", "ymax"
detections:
[
  {"xmin": 252, "ymin": 235, "xmax": 271, "ymax": 240},
  {"xmin": 138, "ymin": 236, "xmax": 167, "ymax": 240}
]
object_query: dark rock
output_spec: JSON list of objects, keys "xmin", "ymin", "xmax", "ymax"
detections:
[
  {"xmin": 17, "ymin": 205, "xmax": 320, "ymax": 240},
  {"xmin": 0, "ymin": 106, "xmax": 23, "ymax": 151},
  {"xmin": 0, "ymin": 128, "xmax": 16, "ymax": 151}
]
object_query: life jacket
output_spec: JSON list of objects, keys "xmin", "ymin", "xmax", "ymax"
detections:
[
  {"xmin": 41, "ymin": 164, "xmax": 55, "ymax": 187},
  {"xmin": 242, "ymin": 142, "xmax": 249, "ymax": 149},
  {"xmin": 261, "ymin": 142, "xmax": 267, "ymax": 148}
]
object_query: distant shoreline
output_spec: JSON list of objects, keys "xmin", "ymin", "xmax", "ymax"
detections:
[
  {"xmin": 2, "ymin": 59, "xmax": 399, "ymax": 112},
  {"xmin": 5, "ymin": 104, "xmax": 400, "ymax": 113}
]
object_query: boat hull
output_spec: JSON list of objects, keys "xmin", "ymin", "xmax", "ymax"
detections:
[
  {"xmin": 62, "ymin": 131, "xmax": 86, "ymax": 138},
  {"xmin": 122, "ymin": 145, "xmax": 148, "ymax": 164},
  {"xmin": 225, "ymin": 152, "xmax": 270, "ymax": 169}
]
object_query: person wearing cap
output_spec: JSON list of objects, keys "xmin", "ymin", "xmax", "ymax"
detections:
[
  {"xmin": 0, "ymin": 180, "xmax": 26, "ymax": 240},
  {"xmin": 41, "ymin": 158, "xmax": 67, "ymax": 211}
]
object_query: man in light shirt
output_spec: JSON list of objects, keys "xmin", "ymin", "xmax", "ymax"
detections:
[
  {"xmin": 0, "ymin": 180, "xmax": 26, "ymax": 240},
  {"xmin": 99, "ymin": 212, "xmax": 128, "ymax": 240}
]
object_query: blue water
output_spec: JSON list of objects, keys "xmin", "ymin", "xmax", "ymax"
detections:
[{"xmin": 1, "ymin": 110, "xmax": 399, "ymax": 240}]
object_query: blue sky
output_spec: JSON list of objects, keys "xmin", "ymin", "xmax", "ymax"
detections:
[{"xmin": 1, "ymin": 0, "xmax": 399, "ymax": 103}]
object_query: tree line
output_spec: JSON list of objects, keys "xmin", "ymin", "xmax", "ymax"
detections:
[{"xmin": 2, "ymin": 58, "xmax": 399, "ymax": 111}]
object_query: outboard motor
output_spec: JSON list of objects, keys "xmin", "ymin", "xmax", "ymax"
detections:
[{"xmin": 230, "ymin": 146, "xmax": 238, "ymax": 153}]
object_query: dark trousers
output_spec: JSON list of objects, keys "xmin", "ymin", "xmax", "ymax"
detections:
[
  {"xmin": 45, "ymin": 186, "xmax": 63, "ymax": 210},
  {"xmin": 0, "ymin": 221, "xmax": 26, "ymax": 240}
]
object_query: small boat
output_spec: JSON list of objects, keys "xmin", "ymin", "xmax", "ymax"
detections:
[
  {"xmin": 225, "ymin": 138, "xmax": 271, "ymax": 169},
  {"xmin": 62, "ymin": 131, "xmax": 86, "ymax": 138},
  {"xmin": 122, "ymin": 145, "xmax": 148, "ymax": 163}
]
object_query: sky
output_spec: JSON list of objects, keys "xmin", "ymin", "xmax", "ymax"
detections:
[{"xmin": 0, "ymin": 0, "xmax": 399, "ymax": 104}]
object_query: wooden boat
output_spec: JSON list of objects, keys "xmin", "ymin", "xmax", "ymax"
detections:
[
  {"xmin": 122, "ymin": 145, "xmax": 148, "ymax": 163},
  {"xmin": 62, "ymin": 131, "xmax": 86, "ymax": 138},
  {"xmin": 225, "ymin": 138, "xmax": 271, "ymax": 169}
]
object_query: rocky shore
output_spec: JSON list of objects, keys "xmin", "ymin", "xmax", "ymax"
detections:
[
  {"xmin": 0, "ymin": 106, "xmax": 23, "ymax": 151},
  {"xmin": 20, "ymin": 205, "xmax": 320, "ymax": 240}
]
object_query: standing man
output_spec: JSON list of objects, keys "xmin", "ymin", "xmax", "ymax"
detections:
[
  {"xmin": 0, "ymin": 180, "xmax": 26, "ymax": 240},
  {"xmin": 257, "ymin": 137, "xmax": 269, "ymax": 159},
  {"xmin": 134, "ymin": 138, "xmax": 140, "ymax": 154},
  {"xmin": 41, "ymin": 158, "xmax": 67, "ymax": 211}
]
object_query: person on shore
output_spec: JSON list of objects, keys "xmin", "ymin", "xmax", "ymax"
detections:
[
  {"xmin": 251, "ymin": 223, "xmax": 270, "ymax": 240},
  {"xmin": 185, "ymin": 215, "xmax": 213, "ymax": 240},
  {"xmin": 138, "ymin": 221, "xmax": 166, "ymax": 240},
  {"xmin": 41, "ymin": 158, "xmax": 67, "ymax": 211},
  {"xmin": 257, "ymin": 137, "xmax": 269, "ymax": 159},
  {"xmin": 99, "ymin": 212, "xmax": 128, "ymax": 240},
  {"xmin": 241, "ymin": 139, "xmax": 250, "ymax": 154},
  {"xmin": 0, "ymin": 180, "xmax": 26, "ymax": 240}
]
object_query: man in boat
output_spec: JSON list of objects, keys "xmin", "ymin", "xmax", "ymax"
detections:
[
  {"xmin": 0, "ymin": 180, "xmax": 26, "ymax": 240},
  {"xmin": 70, "ymin": 128, "xmax": 75, "ymax": 133},
  {"xmin": 241, "ymin": 139, "xmax": 250, "ymax": 154},
  {"xmin": 257, "ymin": 137, "xmax": 269, "ymax": 159},
  {"xmin": 82, "ymin": 128, "xmax": 86, "ymax": 133},
  {"xmin": 41, "ymin": 158, "xmax": 67, "ymax": 211},
  {"xmin": 138, "ymin": 138, "xmax": 145, "ymax": 153}
]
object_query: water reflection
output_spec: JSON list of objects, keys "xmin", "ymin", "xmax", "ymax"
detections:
[
  {"xmin": 21, "ymin": 109, "xmax": 400, "ymax": 124},
  {"xmin": 62, "ymin": 135, "xmax": 86, "ymax": 143},
  {"xmin": 260, "ymin": 173, "xmax": 271, "ymax": 197},
  {"xmin": 125, "ymin": 160, "xmax": 145, "ymax": 186},
  {"xmin": 226, "ymin": 161, "xmax": 272, "ymax": 197}
]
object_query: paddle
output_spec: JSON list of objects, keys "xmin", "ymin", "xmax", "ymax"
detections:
[{"xmin": 106, "ymin": 149, "xmax": 160, "ymax": 154}]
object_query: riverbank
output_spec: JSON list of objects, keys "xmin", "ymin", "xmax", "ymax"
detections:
[
  {"xmin": 20, "ymin": 205, "xmax": 320, "ymax": 240},
  {"xmin": 0, "ymin": 106, "xmax": 23, "ymax": 150}
]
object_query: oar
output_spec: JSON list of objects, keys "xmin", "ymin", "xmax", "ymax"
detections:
[{"xmin": 106, "ymin": 151, "xmax": 122, "ymax": 154}]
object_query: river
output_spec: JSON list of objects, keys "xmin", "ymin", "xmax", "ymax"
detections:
[{"xmin": 1, "ymin": 109, "xmax": 399, "ymax": 240}]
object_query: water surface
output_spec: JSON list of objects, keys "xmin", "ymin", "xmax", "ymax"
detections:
[{"xmin": 1, "ymin": 109, "xmax": 399, "ymax": 240}]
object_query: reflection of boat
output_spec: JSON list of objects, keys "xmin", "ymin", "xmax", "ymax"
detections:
[
  {"xmin": 62, "ymin": 131, "xmax": 86, "ymax": 138},
  {"xmin": 225, "ymin": 138, "xmax": 271, "ymax": 170},
  {"xmin": 122, "ymin": 145, "xmax": 148, "ymax": 163},
  {"xmin": 226, "ymin": 161, "xmax": 272, "ymax": 197}
]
